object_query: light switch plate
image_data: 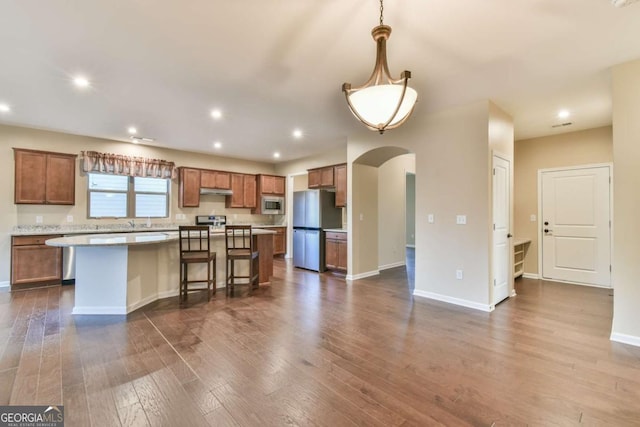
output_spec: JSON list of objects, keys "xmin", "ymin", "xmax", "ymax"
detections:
[
  {"xmin": 36, "ymin": 215, "xmax": 43, "ymax": 224},
  {"xmin": 456, "ymin": 215, "xmax": 467, "ymax": 225},
  {"xmin": 530, "ymin": 214, "xmax": 537, "ymax": 222},
  {"xmin": 456, "ymin": 269, "xmax": 464, "ymax": 280},
  {"xmin": 428, "ymin": 214, "xmax": 434, "ymax": 224},
  {"xmin": 66, "ymin": 215, "xmax": 73, "ymax": 223}
]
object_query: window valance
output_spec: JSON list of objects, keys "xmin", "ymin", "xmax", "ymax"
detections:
[{"xmin": 81, "ymin": 151, "xmax": 176, "ymax": 179}]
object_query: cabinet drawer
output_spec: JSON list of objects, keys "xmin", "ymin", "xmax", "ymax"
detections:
[
  {"xmin": 325, "ymin": 232, "xmax": 347, "ymax": 241},
  {"xmin": 12, "ymin": 235, "xmax": 61, "ymax": 246}
]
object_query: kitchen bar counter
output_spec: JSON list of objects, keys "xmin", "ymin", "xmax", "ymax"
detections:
[
  {"xmin": 12, "ymin": 223, "xmax": 287, "ymax": 236},
  {"xmin": 45, "ymin": 229, "xmax": 275, "ymax": 315}
]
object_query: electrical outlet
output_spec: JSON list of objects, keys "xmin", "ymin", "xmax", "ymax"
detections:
[
  {"xmin": 456, "ymin": 269, "xmax": 463, "ymax": 280},
  {"xmin": 530, "ymin": 214, "xmax": 537, "ymax": 222},
  {"xmin": 35, "ymin": 215, "xmax": 43, "ymax": 224},
  {"xmin": 428, "ymin": 214, "xmax": 434, "ymax": 223},
  {"xmin": 456, "ymin": 215, "xmax": 467, "ymax": 225},
  {"xmin": 66, "ymin": 215, "xmax": 73, "ymax": 223},
  {"xmin": 359, "ymin": 213, "xmax": 364, "ymax": 221}
]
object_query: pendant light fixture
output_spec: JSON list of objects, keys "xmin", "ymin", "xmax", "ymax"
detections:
[{"xmin": 342, "ymin": 0, "xmax": 417, "ymax": 134}]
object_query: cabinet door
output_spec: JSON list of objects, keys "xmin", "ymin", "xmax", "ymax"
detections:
[
  {"xmin": 337, "ymin": 241, "xmax": 348, "ymax": 270},
  {"xmin": 215, "ymin": 171, "xmax": 231, "ymax": 189},
  {"xmin": 261, "ymin": 175, "xmax": 275, "ymax": 194},
  {"xmin": 320, "ymin": 167, "xmax": 334, "ymax": 187},
  {"xmin": 274, "ymin": 176, "xmax": 286, "ymax": 195},
  {"xmin": 179, "ymin": 168, "xmax": 201, "ymax": 207},
  {"xmin": 334, "ymin": 164, "xmax": 347, "ymax": 208},
  {"xmin": 325, "ymin": 239, "xmax": 338, "ymax": 269},
  {"xmin": 45, "ymin": 153, "xmax": 76, "ymax": 205},
  {"xmin": 308, "ymin": 169, "xmax": 321, "ymax": 188},
  {"xmin": 200, "ymin": 170, "xmax": 217, "ymax": 188},
  {"xmin": 14, "ymin": 150, "xmax": 47, "ymax": 204},
  {"xmin": 228, "ymin": 174, "xmax": 245, "ymax": 207},
  {"xmin": 12, "ymin": 245, "xmax": 62, "ymax": 286},
  {"xmin": 273, "ymin": 228, "xmax": 286, "ymax": 255},
  {"xmin": 243, "ymin": 175, "xmax": 257, "ymax": 208}
]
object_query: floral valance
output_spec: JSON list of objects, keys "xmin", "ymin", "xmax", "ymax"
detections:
[{"xmin": 81, "ymin": 151, "xmax": 176, "ymax": 179}]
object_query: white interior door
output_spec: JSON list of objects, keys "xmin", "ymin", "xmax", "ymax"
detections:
[
  {"xmin": 541, "ymin": 166, "xmax": 611, "ymax": 287},
  {"xmin": 492, "ymin": 155, "xmax": 510, "ymax": 305}
]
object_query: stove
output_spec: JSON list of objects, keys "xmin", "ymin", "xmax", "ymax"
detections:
[{"xmin": 195, "ymin": 215, "xmax": 227, "ymax": 230}]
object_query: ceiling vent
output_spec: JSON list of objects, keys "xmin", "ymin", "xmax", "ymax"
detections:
[
  {"xmin": 610, "ymin": 0, "xmax": 639, "ymax": 7},
  {"xmin": 552, "ymin": 122, "xmax": 573, "ymax": 128},
  {"xmin": 130, "ymin": 136, "xmax": 155, "ymax": 143}
]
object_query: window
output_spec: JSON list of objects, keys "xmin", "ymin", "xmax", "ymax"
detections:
[{"xmin": 88, "ymin": 173, "xmax": 169, "ymax": 218}]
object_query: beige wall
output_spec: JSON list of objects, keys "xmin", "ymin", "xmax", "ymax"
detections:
[
  {"xmin": 347, "ymin": 101, "xmax": 501, "ymax": 309},
  {"xmin": 350, "ymin": 163, "xmax": 379, "ymax": 276},
  {"xmin": 514, "ymin": 126, "xmax": 613, "ymax": 275},
  {"xmin": 0, "ymin": 124, "xmax": 277, "ymax": 284},
  {"xmin": 378, "ymin": 154, "xmax": 415, "ymax": 269},
  {"xmin": 611, "ymin": 59, "xmax": 640, "ymax": 342},
  {"xmin": 406, "ymin": 173, "xmax": 416, "ymax": 247}
]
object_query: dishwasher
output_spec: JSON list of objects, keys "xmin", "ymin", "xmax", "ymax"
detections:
[{"xmin": 62, "ymin": 237, "xmax": 76, "ymax": 284}]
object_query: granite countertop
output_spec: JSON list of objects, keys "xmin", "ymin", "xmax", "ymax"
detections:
[
  {"xmin": 45, "ymin": 228, "xmax": 276, "ymax": 247},
  {"xmin": 11, "ymin": 223, "xmax": 287, "ymax": 236},
  {"xmin": 324, "ymin": 228, "xmax": 347, "ymax": 233}
]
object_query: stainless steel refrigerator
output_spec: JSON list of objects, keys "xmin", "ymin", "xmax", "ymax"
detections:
[{"xmin": 293, "ymin": 190, "xmax": 342, "ymax": 271}]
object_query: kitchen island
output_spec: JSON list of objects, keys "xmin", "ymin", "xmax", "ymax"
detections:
[{"xmin": 46, "ymin": 229, "xmax": 275, "ymax": 315}]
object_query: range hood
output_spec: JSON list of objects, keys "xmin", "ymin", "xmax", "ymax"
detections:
[{"xmin": 200, "ymin": 188, "xmax": 233, "ymax": 196}]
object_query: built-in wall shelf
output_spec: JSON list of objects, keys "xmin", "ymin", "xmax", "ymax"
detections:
[{"xmin": 513, "ymin": 238, "xmax": 531, "ymax": 278}]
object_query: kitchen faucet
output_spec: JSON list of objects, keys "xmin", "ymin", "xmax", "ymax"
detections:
[{"xmin": 128, "ymin": 219, "xmax": 135, "ymax": 228}]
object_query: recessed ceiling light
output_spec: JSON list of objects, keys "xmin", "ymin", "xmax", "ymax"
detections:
[
  {"xmin": 128, "ymin": 127, "xmax": 137, "ymax": 135},
  {"xmin": 557, "ymin": 110, "xmax": 570, "ymax": 119},
  {"xmin": 213, "ymin": 141, "xmax": 222, "ymax": 149},
  {"xmin": 0, "ymin": 104, "xmax": 10, "ymax": 113},
  {"xmin": 73, "ymin": 76, "xmax": 90, "ymax": 88},
  {"xmin": 210, "ymin": 109, "xmax": 222, "ymax": 120},
  {"xmin": 273, "ymin": 152, "xmax": 281, "ymax": 159},
  {"xmin": 293, "ymin": 129, "xmax": 303, "ymax": 139}
]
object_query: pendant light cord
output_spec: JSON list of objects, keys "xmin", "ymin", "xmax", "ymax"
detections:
[{"xmin": 379, "ymin": 0, "xmax": 384, "ymax": 25}]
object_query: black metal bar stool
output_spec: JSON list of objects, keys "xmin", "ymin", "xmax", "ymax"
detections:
[
  {"xmin": 224, "ymin": 225, "xmax": 259, "ymax": 294},
  {"xmin": 179, "ymin": 226, "xmax": 216, "ymax": 302}
]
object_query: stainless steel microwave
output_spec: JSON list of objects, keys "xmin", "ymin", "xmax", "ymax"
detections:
[{"xmin": 262, "ymin": 196, "xmax": 285, "ymax": 214}]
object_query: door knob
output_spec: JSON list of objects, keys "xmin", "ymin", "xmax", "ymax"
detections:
[
  {"xmin": 507, "ymin": 233, "xmax": 512, "ymax": 238},
  {"xmin": 544, "ymin": 229, "xmax": 553, "ymax": 233},
  {"xmin": 544, "ymin": 221, "xmax": 549, "ymax": 226}
]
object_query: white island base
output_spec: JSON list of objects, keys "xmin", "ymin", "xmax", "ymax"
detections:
[{"xmin": 47, "ymin": 230, "xmax": 275, "ymax": 315}]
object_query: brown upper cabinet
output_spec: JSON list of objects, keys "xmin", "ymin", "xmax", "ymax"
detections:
[
  {"xmin": 226, "ymin": 174, "xmax": 256, "ymax": 208},
  {"xmin": 257, "ymin": 174, "xmax": 286, "ymax": 196},
  {"xmin": 200, "ymin": 170, "xmax": 231, "ymax": 189},
  {"xmin": 308, "ymin": 163, "xmax": 347, "ymax": 207},
  {"xmin": 14, "ymin": 148, "xmax": 77, "ymax": 205},
  {"xmin": 334, "ymin": 164, "xmax": 347, "ymax": 208},
  {"xmin": 178, "ymin": 167, "xmax": 201, "ymax": 208}
]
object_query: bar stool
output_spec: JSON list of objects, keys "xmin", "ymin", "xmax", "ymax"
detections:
[
  {"xmin": 179, "ymin": 226, "xmax": 216, "ymax": 302},
  {"xmin": 224, "ymin": 225, "xmax": 259, "ymax": 294}
]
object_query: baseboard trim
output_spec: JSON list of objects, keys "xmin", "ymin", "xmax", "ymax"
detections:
[
  {"xmin": 406, "ymin": 244, "xmax": 415, "ymax": 248},
  {"xmin": 412, "ymin": 290, "xmax": 494, "ymax": 312},
  {"xmin": 0, "ymin": 281, "xmax": 9, "ymax": 289},
  {"xmin": 610, "ymin": 332, "xmax": 640, "ymax": 348},
  {"xmin": 510, "ymin": 289, "xmax": 517, "ymax": 297},
  {"xmin": 522, "ymin": 273, "xmax": 539, "ymax": 280},
  {"xmin": 378, "ymin": 261, "xmax": 405, "ymax": 271},
  {"xmin": 72, "ymin": 306, "xmax": 127, "ymax": 315},
  {"xmin": 346, "ymin": 270, "xmax": 380, "ymax": 281}
]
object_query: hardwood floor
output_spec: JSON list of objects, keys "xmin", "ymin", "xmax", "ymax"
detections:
[{"xmin": 1, "ymin": 259, "xmax": 639, "ymax": 426}]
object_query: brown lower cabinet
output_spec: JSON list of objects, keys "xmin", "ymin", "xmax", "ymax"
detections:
[
  {"xmin": 254, "ymin": 227, "xmax": 286, "ymax": 256},
  {"xmin": 11, "ymin": 235, "xmax": 62, "ymax": 290},
  {"xmin": 325, "ymin": 231, "xmax": 347, "ymax": 271}
]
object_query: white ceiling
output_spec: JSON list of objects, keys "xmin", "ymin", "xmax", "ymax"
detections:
[{"xmin": 1, "ymin": 0, "xmax": 639, "ymax": 163}]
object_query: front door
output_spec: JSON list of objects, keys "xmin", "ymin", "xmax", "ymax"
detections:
[
  {"xmin": 492, "ymin": 155, "xmax": 511, "ymax": 305},
  {"xmin": 541, "ymin": 165, "xmax": 611, "ymax": 287}
]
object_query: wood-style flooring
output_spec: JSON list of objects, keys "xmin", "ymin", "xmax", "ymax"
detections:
[{"xmin": 1, "ymin": 258, "xmax": 639, "ymax": 426}]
